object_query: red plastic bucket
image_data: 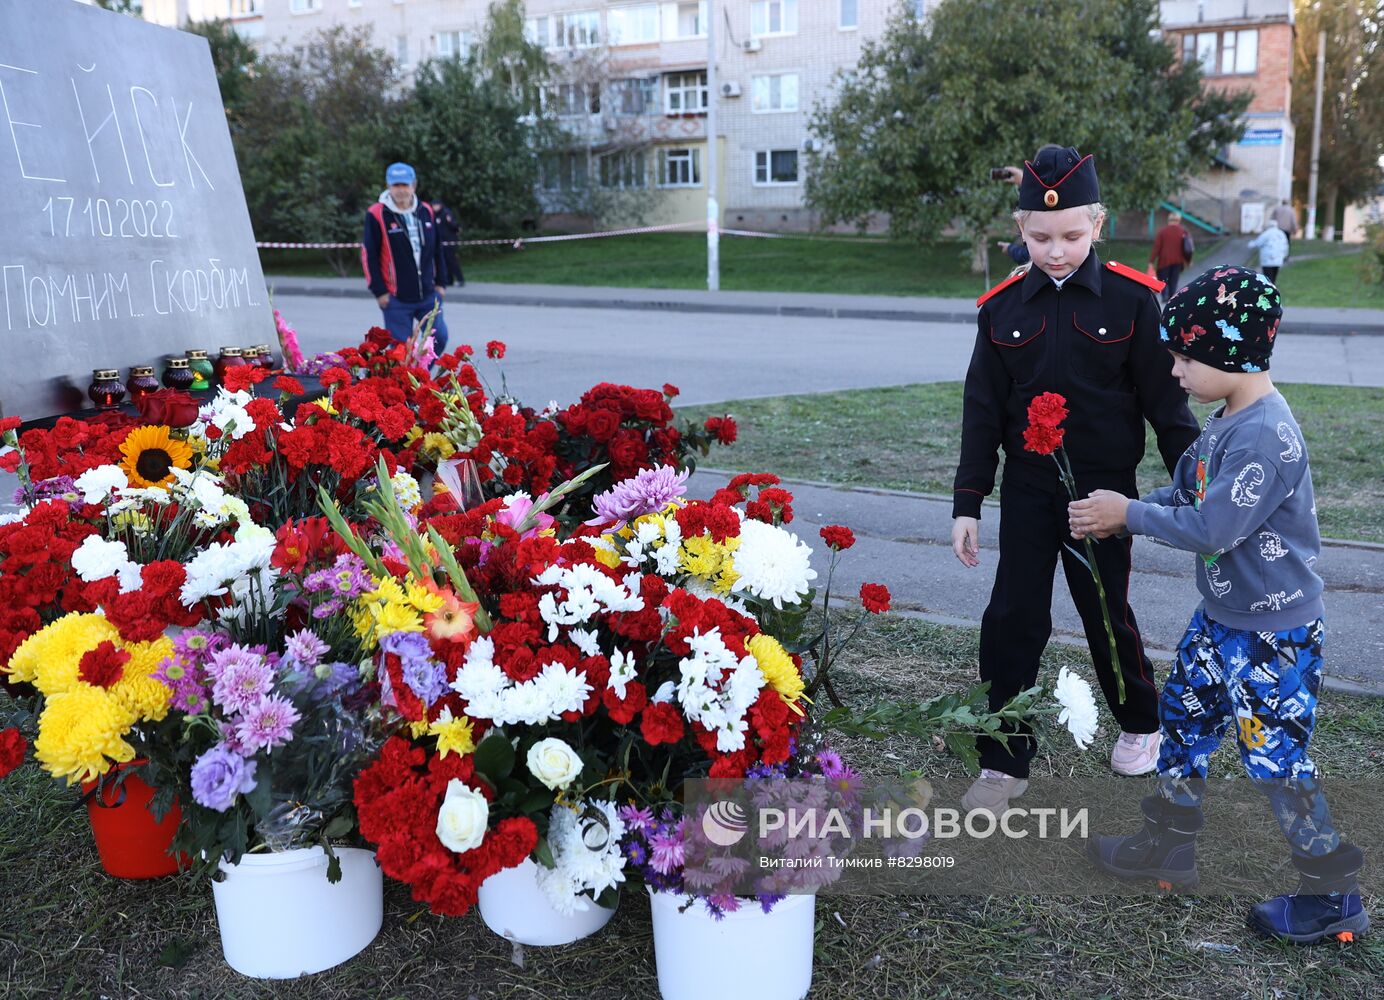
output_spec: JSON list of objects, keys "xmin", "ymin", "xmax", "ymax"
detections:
[{"xmin": 81, "ymin": 763, "xmax": 188, "ymax": 879}]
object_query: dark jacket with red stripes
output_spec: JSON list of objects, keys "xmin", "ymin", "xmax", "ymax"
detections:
[
  {"xmin": 361, "ymin": 199, "xmax": 449, "ymax": 302},
  {"xmin": 951, "ymin": 253, "xmax": 1198, "ymax": 519}
]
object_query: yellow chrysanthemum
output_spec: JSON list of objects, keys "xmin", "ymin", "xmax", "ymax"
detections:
[
  {"xmin": 408, "ymin": 718, "xmax": 431, "ymax": 739},
  {"xmin": 370, "ymin": 602, "xmax": 424, "ymax": 640},
  {"xmin": 430, "ymin": 713, "xmax": 476, "ymax": 759},
  {"xmin": 403, "ymin": 582, "xmax": 445, "ymax": 616},
  {"xmin": 13, "ymin": 613, "xmax": 121, "ymax": 694},
  {"xmin": 118, "ymin": 425, "xmax": 194, "ymax": 489},
  {"xmin": 680, "ymin": 535, "xmax": 741, "ymax": 594},
  {"xmin": 311, "ymin": 397, "xmax": 339, "ymax": 416},
  {"xmin": 108, "ymin": 635, "xmax": 174, "ymax": 722},
  {"xmin": 366, "ymin": 576, "xmax": 407, "ymax": 606},
  {"xmin": 34, "ymin": 687, "xmax": 138, "ymax": 785},
  {"xmin": 420, "ymin": 432, "xmax": 456, "ymax": 460},
  {"xmin": 111, "ymin": 509, "xmax": 153, "ymax": 534},
  {"xmin": 746, "ymin": 633, "xmax": 805, "ymax": 715},
  {"xmin": 353, "ymin": 606, "xmax": 379, "ymax": 650},
  {"xmin": 591, "ymin": 536, "xmax": 623, "ymax": 570}
]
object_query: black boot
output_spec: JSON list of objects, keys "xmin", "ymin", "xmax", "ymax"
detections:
[
  {"xmin": 1087, "ymin": 794, "xmax": 1202, "ymax": 890},
  {"xmin": 1248, "ymin": 843, "xmax": 1370, "ymax": 944}
]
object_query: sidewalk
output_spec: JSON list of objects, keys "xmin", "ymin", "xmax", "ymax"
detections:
[
  {"xmin": 265, "ymin": 274, "xmax": 1384, "ymax": 337},
  {"xmin": 686, "ymin": 469, "xmax": 1384, "ymax": 697}
]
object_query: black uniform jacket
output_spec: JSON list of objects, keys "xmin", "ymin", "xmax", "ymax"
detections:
[{"xmin": 952, "ymin": 252, "xmax": 1198, "ymax": 520}]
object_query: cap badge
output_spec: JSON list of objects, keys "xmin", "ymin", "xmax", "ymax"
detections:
[{"xmin": 1043, "ymin": 190, "xmax": 1059, "ymax": 208}]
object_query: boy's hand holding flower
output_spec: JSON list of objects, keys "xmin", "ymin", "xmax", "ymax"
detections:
[{"xmin": 1068, "ymin": 490, "xmax": 1130, "ymax": 540}]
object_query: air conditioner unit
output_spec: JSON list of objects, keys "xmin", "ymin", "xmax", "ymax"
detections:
[
  {"xmin": 743, "ymin": 38, "xmax": 762, "ymax": 52},
  {"xmin": 720, "ymin": 81, "xmax": 741, "ymax": 98}
]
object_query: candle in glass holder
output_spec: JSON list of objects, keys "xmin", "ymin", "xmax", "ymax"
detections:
[
  {"xmin": 88, "ymin": 369, "xmax": 126, "ymax": 409},
  {"xmin": 186, "ymin": 349, "xmax": 214, "ymax": 390},
  {"xmin": 214, "ymin": 346, "xmax": 247, "ymax": 381},
  {"xmin": 254, "ymin": 343, "xmax": 278, "ymax": 370},
  {"xmin": 127, "ymin": 365, "xmax": 160, "ymax": 402},
  {"xmin": 241, "ymin": 347, "xmax": 261, "ymax": 370},
  {"xmin": 162, "ymin": 356, "xmax": 195, "ymax": 391}
]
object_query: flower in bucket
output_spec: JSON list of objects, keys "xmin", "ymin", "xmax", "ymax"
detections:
[{"xmin": 1022, "ymin": 392, "xmax": 1126, "ymax": 703}]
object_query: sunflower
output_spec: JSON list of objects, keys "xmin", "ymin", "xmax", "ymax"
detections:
[{"xmin": 118, "ymin": 425, "xmax": 193, "ymax": 489}]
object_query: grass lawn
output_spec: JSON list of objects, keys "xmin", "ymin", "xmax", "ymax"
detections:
[
  {"xmin": 1273, "ymin": 246, "xmax": 1384, "ymax": 309},
  {"xmin": 263, "ymin": 235, "xmax": 1178, "ymax": 301},
  {"xmin": 3, "ymin": 618, "xmax": 1381, "ymax": 999},
  {"xmin": 681, "ymin": 382, "xmax": 1384, "ymax": 545}
]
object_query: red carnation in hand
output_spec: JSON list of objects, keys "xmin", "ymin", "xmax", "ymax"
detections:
[
  {"xmin": 860, "ymin": 583, "xmax": 891, "ymax": 614},
  {"xmin": 0, "ymin": 727, "xmax": 25, "ymax": 779},
  {"xmin": 819, "ymin": 525, "xmax": 855, "ymax": 551},
  {"xmin": 78, "ymin": 641, "xmax": 131, "ymax": 688},
  {"xmin": 1026, "ymin": 392, "xmax": 1069, "ymax": 429},
  {"xmin": 485, "ymin": 340, "xmax": 506, "ymax": 360},
  {"xmin": 1022, "ymin": 423, "xmax": 1065, "ymax": 456}
]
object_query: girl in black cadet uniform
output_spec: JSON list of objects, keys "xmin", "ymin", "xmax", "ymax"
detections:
[{"xmin": 950, "ymin": 146, "xmax": 1199, "ymax": 815}]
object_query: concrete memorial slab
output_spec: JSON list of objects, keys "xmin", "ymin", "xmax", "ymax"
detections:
[{"xmin": 0, "ymin": 0, "xmax": 269, "ymax": 419}]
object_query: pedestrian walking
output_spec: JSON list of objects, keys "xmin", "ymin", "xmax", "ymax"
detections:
[
  {"xmin": 1149, "ymin": 211, "xmax": 1194, "ymax": 305},
  {"xmin": 1248, "ymin": 221, "xmax": 1289, "ymax": 284},
  {"xmin": 361, "ymin": 162, "xmax": 450, "ymax": 353}
]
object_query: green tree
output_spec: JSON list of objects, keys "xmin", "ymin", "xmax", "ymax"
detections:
[
  {"xmin": 235, "ymin": 26, "xmax": 398, "ymax": 274},
  {"xmin": 807, "ymin": 0, "xmax": 1247, "ymax": 272},
  {"xmin": 1291, "ymin": 1, "xmax": 1384, "ymax": 236},
  {"xmin": 183, "ymin": 18, "xmax": 259, "ymax": 129},
  {"xmin": 474, "ymin": 0, "xmax": 551, "ymax": 111},
  {"xmin": 396, "ymin": 56, "xmax": 547, "ymax": 235},
  {"xmin": 93, "ymin": 0, "xmax": 142, "ymax": 13}
]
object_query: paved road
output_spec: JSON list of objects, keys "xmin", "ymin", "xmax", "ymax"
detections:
[{"xmin": 275, "ymin": 294, "xmax": 1384, "ymax": 409}]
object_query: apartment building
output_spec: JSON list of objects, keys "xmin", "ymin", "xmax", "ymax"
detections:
[
  {"xmin": 143, "ymin": 0, "xmax": 912, "ymax": 229},
  {"xmin": 1159, "ymin": 0, "xmax": 1296, "ymax": 234}
]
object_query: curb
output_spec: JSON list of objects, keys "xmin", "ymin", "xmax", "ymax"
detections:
[{"xmin": 266, "ymin": 282, "xmax": 1384, "ymax": 337}]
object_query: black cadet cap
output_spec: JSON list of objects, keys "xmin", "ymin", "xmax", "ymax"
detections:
[{"xmin": 1018, "ymin": 146, "xmax": 1100, "ymax": 211}]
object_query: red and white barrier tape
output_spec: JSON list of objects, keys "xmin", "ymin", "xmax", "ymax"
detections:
[{"xmin": 256, "ymin": 219, "xmax": 707, "ymax": 251}]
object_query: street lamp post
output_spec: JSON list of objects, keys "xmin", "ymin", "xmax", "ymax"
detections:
[{"xmin": 705, "ymin": 1, "xmax": 719, "ymax": 291}]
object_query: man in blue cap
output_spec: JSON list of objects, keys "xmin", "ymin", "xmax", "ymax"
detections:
[{"xmin": 361, "ymin": 161, "xmax": 450, "ymax": 353}]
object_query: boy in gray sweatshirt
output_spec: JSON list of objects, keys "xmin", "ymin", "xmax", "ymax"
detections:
[{"xmin": 1067, "ymin": 265, "xmax": 1368, "ymax": 945}]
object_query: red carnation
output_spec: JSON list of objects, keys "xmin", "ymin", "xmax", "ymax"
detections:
[
  {"xmin": 1026, "ymin": 392, "xmax": 1069, "ymax": 429},
  {"xmin": 78, "ymin": 640, "xmax": 130, "ymax": 688},
  {"xmin": 662, "ymin": 383, "xmax": 680, "ymax": 398},
  {"xmin": 319, "ymin": 366, "xmax": 353, "ymax": 388},
  {"xmin": 274, "ymin": 375, "xmax": 306, "ymax": 396},
  {"xmin": 0, "ymin": 727, "xmax": 24, "ymax": 779},
  {"xmin": 860, "ymin": 583, "xmax": 891, "ymax": 614},
  {"xmin": 640, "ymin": 702, "xmax": 685, "ymax": 746},
  {"xmin": 222, "ymin": 364, "xmax": 268, "ymax": 393},
  {"xmin": 485, "ymin": 340, "xmax": 506, "ymax": 360},
  {"xmin": 0, "ymin": 417, "xmax": 21, "ymax": 434},
  {"xmin": 0, "ymin": 452, "xmax": 19, "ymax": 473},
  {"xmin": 1022, "ymin": 423, "xmax": 1065, "ymax": 457},
  {"xmin": 819, "ymin": 525, "xmax": 855, "ymax": 551},
  {"xmin": 704, "ymin": 415, "xmax": 738, "ymax": 445}
]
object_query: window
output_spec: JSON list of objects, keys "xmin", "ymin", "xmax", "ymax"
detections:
[
  {"xmin": 751, "ymin": 0, "xmax": 797, "ymax": 37},
  {"xmin": 665, "ymin": 71, "xmax": 708, "ymax": 113},
  {"xmin": 661, "ymin": 1, "xmax": 706, "ymax": 39},
  {"xmin": 525, "ymin": 17, "xmax": 549, "ymax": 47},
  {"xmin": 839, "ymin": 0, "xmax": 857, "ymax": 28},
  {"xmin": 752, "ymin": 72, "xmax": 799, "ymax": 113},
  {"xmin": 288, "ymin": 0, "xmax": 321, "ymax": 12},
  {"xmin": 599, "ymin": 151, "xmax": 647, "ymax": 189},
  {"xmin": 527, "ymin": 12, "xmax": 600, "ymax": 49},
  {"xmin": 754, "ymin": 149, "xmax": 799, "ymax": 185},
  {"xmin": 395, "ymin": 35, "xmax": 410, "ymax": 67},
  {"xmin": 546, "ymin": 83, "xmax": 599, "ymax": 116},
  {"xmin": 608, "ymin": 4, "xmax": 660, "ymax": 45},
  {"xmin": 228, "ymin": 0, "xmax": 261, "ymax": 15},
  {"xmin": 658, "ymin": 147, "xmax": 701, "ymax": 187},
  {"xmin": 1182, "ymin": 29, "xmax": 1257, "ymax": 75},
  {"xmin": 611, "ymin": 77, "xmax": 658, "ymax": 115},
  {"xmin": 436, "ymin": 31, "xmax": 471, "ymax": 60},
  {"xmin": 541, "ymin": 152, "xmax": 588, "ymax": 191}
]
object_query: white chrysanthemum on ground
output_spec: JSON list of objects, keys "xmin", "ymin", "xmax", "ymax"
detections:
[{"xmin": 1054, "ymin": 666, "xmax": 1099, "ymax": 750}]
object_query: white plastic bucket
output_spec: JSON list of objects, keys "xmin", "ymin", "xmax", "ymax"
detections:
[
  {"xmin": 649, "ymin": 890, "xmax": 815, "ymax": 1000},
  {"xmin": 212, "ymin": 846, "xmax": 383, "ymax": 978},
  {"xmin": 477, "ymin": 858, "xmax": 617, "ymax": 946}
]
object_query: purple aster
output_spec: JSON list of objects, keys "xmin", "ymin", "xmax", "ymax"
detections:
[
  {"xmin": 173, "ymin": 629, "xmax": 228, "ymax": 667},
  {"xmin": 623, "ymin": 839, "xmax": 649, "ymax": 868},
  {"xmin": 305, "ymin": 555, "xmax": 371, "ymax": 617},
  {"xmin": 15, "ymin": 475, "xmax": 81, "ymax": 511},
  {"xmin": 234, "ymin": 694, "xmax": 301, "ymax": 753},
  {"xmin": 152, "ymin": 652, "xmax": 210, "ymax": 716},
  {"xmin": 379, "ymin": 632, "xmax": 448, "ymax": 706},
  {"xmin": 586, "ymin": 466, "xmax": 690, "ymax": 528},
  {"xmin": 618, "ymin": 804, "xmax": 655, "ymax": 833},
  {"xmin": 308, "ymin": 661, "xmax": 360, "ymax": 701},
  {"xmin": 648, "ymin": 828, "xmax": 686, "ymax": 876},
  {"xmin": 814, "ymin": 748, "xmax": 845, "ymax": 778},
  {"xmin": 210, "ymin": 651, "xmax": 276, "ymax": 715},
  {"xmin": 283, "ymin": 629, "xmax": 330, "ymax": 668},
  {"xmin": 189, "ymin": 743, "xmax": 258, "ymax": 811}
]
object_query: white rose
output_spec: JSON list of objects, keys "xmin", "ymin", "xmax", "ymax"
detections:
[
  {"xmin": 435, "ymin": 779, "xmax": 489, "ymax": 854},
  {"xmin": 526, "ymin": 738, "xmax": 583, "ymax": 791}
]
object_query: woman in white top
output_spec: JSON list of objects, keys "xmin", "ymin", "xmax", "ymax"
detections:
[{"xmin": 1248, "ymin": 221, "xmax": 1290, "ymax": 283}]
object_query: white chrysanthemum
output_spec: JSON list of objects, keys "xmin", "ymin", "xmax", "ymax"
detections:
[
  {"xmin": 1054, "ymin": 666, "xmax": 1099, "ymax": 750},
  {"xmin": 70, "ymin": 536, "xmax": 142, "ymax": 593},
  {"xmin": 730, "ymin": 519, "xmax": 817, "ymax": 609},
  {"xmin": 534, "ymin": 563, "xmax": 644, "ymax": 640},
  {"xmin": 389, "ymin": 471, "xmax": 423, "ymax": 512},
  {"xmin": 676, "ymin": 628, "xmax": 765, "ymax": 752},
  {"xmin": 451, "ymin": 637, "xmax": 592, "ymax": 726},
  {"xmin": 569, "ymin": 628, "xmax": 601, "ymax": 658},
  {"xmin": 204, "ymin": 388, "xmax": 256, "ymax": 441},
  {"xmin": 74, "ymin": 465, "xmax": 128, "ymax": 505},
  {"xmin": 608, "ymin": 648, "xmax": 638, "ymax": 700},
  {"xmin": 535, "ymin": 800, "xmax": 626, "ymax": 916}
]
